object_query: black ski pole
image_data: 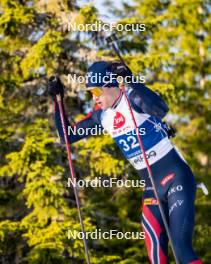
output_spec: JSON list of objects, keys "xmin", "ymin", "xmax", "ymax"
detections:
[{"xmin": 56, "ymin": 93, "xmax": 91, "ymax": 264}]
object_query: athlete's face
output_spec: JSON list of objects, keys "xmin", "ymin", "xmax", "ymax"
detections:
[{"xmin": 92, "ymin": 87, "xmax": 120, "ymax": 110}]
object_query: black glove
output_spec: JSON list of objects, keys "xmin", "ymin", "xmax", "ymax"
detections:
[
  {"xmin": 109, "ymin": 61, "xmax": 132, "ymax": 78},
  {"xmin": 48, "ymin": 76, "xmax": 64, "ymax": 100}
]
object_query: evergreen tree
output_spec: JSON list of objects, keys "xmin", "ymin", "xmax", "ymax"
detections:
[{"xmin": 0, "ymin": 0, "xmax": 210, "ymax": 263}]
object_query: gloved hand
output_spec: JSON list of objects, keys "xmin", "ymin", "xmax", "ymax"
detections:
[
  {"xmin": 48, "ymin": 76, "xmax": 64, "ymax": 100},
  {"xmin": 109, "ymin": 61, "xmax": 132, "ymax": 78}
]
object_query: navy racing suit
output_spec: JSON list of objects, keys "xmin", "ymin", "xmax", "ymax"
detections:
[{"xmin": 54, "ymin": 81, "xmax": 202, "ymax": 264}]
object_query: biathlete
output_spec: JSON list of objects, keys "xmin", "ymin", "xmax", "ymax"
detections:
[{"xmin": 48, "ymin": 61, "xmax": 202, "ymax": 264}]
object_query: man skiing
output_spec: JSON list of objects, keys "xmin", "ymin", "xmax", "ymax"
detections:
[{"xmin": 48, "ymin": 61, "xmax": 202, "ymax": 264}]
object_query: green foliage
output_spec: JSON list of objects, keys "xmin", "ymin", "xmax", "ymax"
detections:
[
  {"xmin": 76, "ymin": 135, "xmax": 125, "ymax": 176},
  {"xmin": 79, "ymin": 4, "xmax": 98, "ymax": 25},
  {"xmin": 0, "ymin": 1, "xmax": 34, "ymax": 36},
  {"xmin": 21, "ymin": 30, "xmax": 64, "ymax": 79}
]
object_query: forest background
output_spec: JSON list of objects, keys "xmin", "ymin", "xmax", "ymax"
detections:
[{"xmin": 0, "ymin": 0, "xmax": 210, "ymax": 263}]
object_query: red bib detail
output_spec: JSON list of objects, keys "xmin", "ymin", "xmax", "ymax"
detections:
[{"xmin": 113, "ymin": 112, "xmax": 125, "ymax": 129}]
